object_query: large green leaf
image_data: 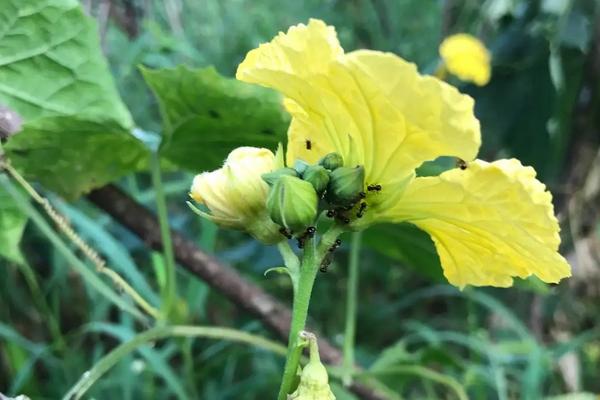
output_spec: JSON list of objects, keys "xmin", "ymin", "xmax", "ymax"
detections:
[
  {"xmin": 0, "ymin": 185, "xmax": 27, "ymax": 264},
  {"xmin": 0, "ymin": 0, "xmax": 132, "ymax": 128},
  {"xmin": 141, "ymin": 65, "xmax": 290, "ymax": 171},
  {"xmin": 4, "ymin": 116, "xmax": 149, "ymax": 200}
]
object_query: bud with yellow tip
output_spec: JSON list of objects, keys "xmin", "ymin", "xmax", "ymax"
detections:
[
  {"xmin": 189, "ymin": 147, "xmax": 283, "ymax": 244},
  {"xmin": 289, "ymin": 331, "xmax": 335, "ymax": 400}
]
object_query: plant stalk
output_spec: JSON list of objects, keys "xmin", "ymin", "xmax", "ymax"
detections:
[
  {"xmin": 277, "ymin": 226, "xmax": 344, "ymax": 400},
  {"xmin": 343, "ymin": 231, "xmax": 362, "ymax": 385},
  {"xmin": 150, "ymin": 153, "xmax": 177, "ymax": 320}
]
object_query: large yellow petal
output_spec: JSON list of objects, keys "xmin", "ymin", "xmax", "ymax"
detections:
[
  {"xmin": 385, "ymin": 159, "xmax": 571, "ymax": 288},
  {"xmin": 340, "ymin": 50, "xmax": 481, "ymax": 185},
  {"xmin": 237, "ymin": 20, "xmax": 481, "ymax": 190}
]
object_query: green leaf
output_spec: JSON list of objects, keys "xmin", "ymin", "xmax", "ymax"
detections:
[
  {"xmin": 0, "ymin": 184, "xmax": 27, "ymax": 264},
  {"xmin": 141, "ymin": 65, "xmax": 290, "ymax": 171},
  {"xmin": 4, "ymin": 116, "xmax": 149, "ymax": 200},
  {"xmin": 0, "ymin": 0, "xmax": 132, "ymax": 128},
  {"xmin": 363, "ymin": 223, "xmax": 444, "ymax": 282}
]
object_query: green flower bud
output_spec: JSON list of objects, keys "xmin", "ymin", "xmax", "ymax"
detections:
[
  {"xmin": 262, "ymin": 167, "xmax": 298, "ymax": 186},
  {"xmin": 293, "ymin": 159, "xmax": 310, "ymax": 175},
  {"xmin": 302, "ymin": 165, "xmax": 330, "ymax": 193},
  {"xmin": 267, "ymin": 175, "xmax": 318, "ymax": 233},
  {"xmin": 290, "ymin": 332, "xmax": 335, "ymax": 400},
  {"xmin": 319, "ymin": 153, "xmax": 343, "ymax": 171},
  {"xmin": 326, "ymin": 165, "xmax": 365, "ymax": 206}
]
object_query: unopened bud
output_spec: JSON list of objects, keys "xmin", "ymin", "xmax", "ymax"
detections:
[
  {"xmin": 325, "ymin": 165, "xmax": 365, "ymax": 206},
  {"xmin": 267, "ymin": 175, "xmax": 318, "ymax": 233},
  {"xmin": 262, "ymin": 167, "xmax": 298, "ymax": 186},
  {"xmin": 289, "ymin": 332, "xmax": 335, "ymax": 400},
  {"xmin": 319, "ymin": 153, "xmax": 343, "ymax": 171},
  {"xmin": 189, "ymin": 147, "xmax": 283, "ymax": 244},
  {"xmin": 302, "ymin": 165, "xmax": 329, "ymax": 194},
  {"xmin": 293, "ymin": 159, "xmax": 310, "ymax": 175}
]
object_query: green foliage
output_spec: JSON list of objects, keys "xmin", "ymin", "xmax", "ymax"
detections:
[
  {"xmin": 1, "ymin": 0, "xmax": 599, "ymax": 399},
  {"xmin": 4, "ymin": 117, "xmax": 148, "ymax": 199},
  {"xmin": 0, "ymin": 185, "xmax": 26, "ymax": 264},
  {"xmin": 0, "ymin": 0, "xmax": 132, "ymax": 128},
  {"xmin": 141, "ymin": 65, "xmax": 289, "ymax": 171}
]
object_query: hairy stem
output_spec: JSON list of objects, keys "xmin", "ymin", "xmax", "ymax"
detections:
[
  {"xmin": 277, "ymin": 226, "xmax": 345, "ymax": 400},
  {"xmin": 1, "ymin": 161, "xmax": 160, "ymax": 320}
]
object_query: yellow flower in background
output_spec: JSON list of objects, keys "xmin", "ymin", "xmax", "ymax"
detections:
[
  {"xmin": 439, "ymin": 33, "xmax": 491, "ymax": 86},
  {"xmin": 236, "ymin": 19, "xmax": 570, "ymax": 287},
  {"xmin": 190, "ymin": 146, "xmax": 282, "ymax": 244}
]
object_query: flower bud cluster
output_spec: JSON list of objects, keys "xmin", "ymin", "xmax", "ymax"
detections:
[
  {"xmin": 263, "ymin": 152, "xmax": 366, "ymax": 236},
  {"xmin": 190, "ymin": 146, "xmax": 367, "ymax": 244}
]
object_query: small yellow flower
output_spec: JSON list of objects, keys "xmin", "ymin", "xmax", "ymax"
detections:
[
  {"xmin": 439, "ymin": 33, "xmax": 491, "ymax": 86},
  {"xmin": 190, "ymin": 146, "xmax": 282, "ymax": 244},
  {"xmin": 236, "ymin": 19, "xmax": 570, "ymax": 287}
]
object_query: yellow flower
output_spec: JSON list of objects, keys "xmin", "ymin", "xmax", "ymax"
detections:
[
  {"xmin": 236, "ymin": 19, "xmax": 570, "ymax": 287},
  {"xmin": 190, "ymin": 146, "xmax": 282, "ymax": 244},
  {"xmin": 439, "ymin": 33, "xmax": 491, "ymax": 86}
]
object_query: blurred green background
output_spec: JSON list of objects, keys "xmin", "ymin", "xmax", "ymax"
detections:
[{"xmin": 1, "ymin": 0, "xmax": 600, "ymax": 399}]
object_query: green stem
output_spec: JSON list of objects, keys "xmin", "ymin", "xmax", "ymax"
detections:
[
  {"xmin": 357, "ymin": 366, "xmax": 468, "ymax": 400},
  {"xmin": 0, "ymin": 176, "xmax": 147, "ymax": 322},
  {"xmin": 343, "ymin": 231, "xmax": 362, "ymax": 385},
  {"xmin": 62, "ymin": 325, "xmax": 287, "ymax": 400},
  {"xmin": 277, "ymin": 226, "xmax": 344, "ymax": 400},
  {"xmin": 150, "ymin": 153, "xmax": 177, "ymax": 320},
  {"xmin": 277, "ymin": 241, "xmax": 300, "ymax": 291}
]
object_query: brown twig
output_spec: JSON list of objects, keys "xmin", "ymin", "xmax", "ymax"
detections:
[{"xmin": 87, "ymin": 184, "xmax": 386, "ymax": 400}]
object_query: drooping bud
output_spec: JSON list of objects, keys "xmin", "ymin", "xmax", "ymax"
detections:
[
  {"xmin": 289, "ymin": 332, "xmax": 335, "ymax": 400},
  {"xmin": 266, "ymin": 175, "xmax": 318, "ymax": 233},
  {"xmin": 325, "ymin": 165, "xmax": 365, "ymax": 206},
  {"xmin": 262, "ymin": 167, "xmax": 298, "ymax": 186},
  {"xmin": 319, "ymin": 153, "xmax": 343, "ymax": 171},
  {"xmin": 302, "ymin": 165, "xmax": 330, "ymax": 194},
  {"xmin": 189, "ymin": 147, "xmax": 283, "ymax": 244}
]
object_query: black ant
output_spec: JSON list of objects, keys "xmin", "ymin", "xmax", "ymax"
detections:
[
  {"xmin": 305, "ymin": 139, "xmax": 312, "ymax": 150},
  {"xmin": 320, "ymin": 254, "xmax": 332, "ymax": 273},
  {"xmin": 456, "ymin": 159, "xmax": 467, "ymax": 170},
  {"xmin": 328, "ymin": 239, "xmax": 342, "ymax": 252},
  {"xmin": 296, "ymin": 226, "xmax": 316, "ymax": 248},
  {"xmin": 279, "ymin": 227, "xmax": 292, "ymax": 239},
  {"xmin": 326, "ymin": 209, "xmax": 336, "ymax": 218},
  {"xmin": 367, "ymin": 184, "xmax": 382, "ymax": 192},
  {"xmin": 356, "ymin": 202, "xmax": 367, "ymax": 218}
]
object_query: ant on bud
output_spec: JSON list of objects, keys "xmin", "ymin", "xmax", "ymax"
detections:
[
  {"xmin": 279, "ymin": 227, "xmax": 292, "ymax": 239},
  {"xmin": 305, "ymin": 139, "xmax": 312, "ymax": 150},
  {"xmin": 367, "ymin": 184, "xmax": 382, "ymax": 192},
  {"xmin": 358, "ymin": 191, "xmax": 366, "ymax": 199},
  {"xmin": 326, "ymin": 209, "xmax": 336, "ymax": 218},
  {"xmin": 356, "ymin": 202, "xmax": 367, "ymax": 218},
  {"xmin": 456, "ymin": 158, "xmax": 468, "ymax": 170}
]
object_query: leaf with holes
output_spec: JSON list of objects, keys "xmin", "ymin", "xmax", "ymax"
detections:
[
  {"xmin": 141, "ymin": 65, "xmax": 290, "ymax": 171},
  {"xmin": 0, "ymin": 0, "xmax": 132, "ymax": 127},
  {"xmin": 4, "ymin": 116, "xmax": 149, "ymax": 200}
]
